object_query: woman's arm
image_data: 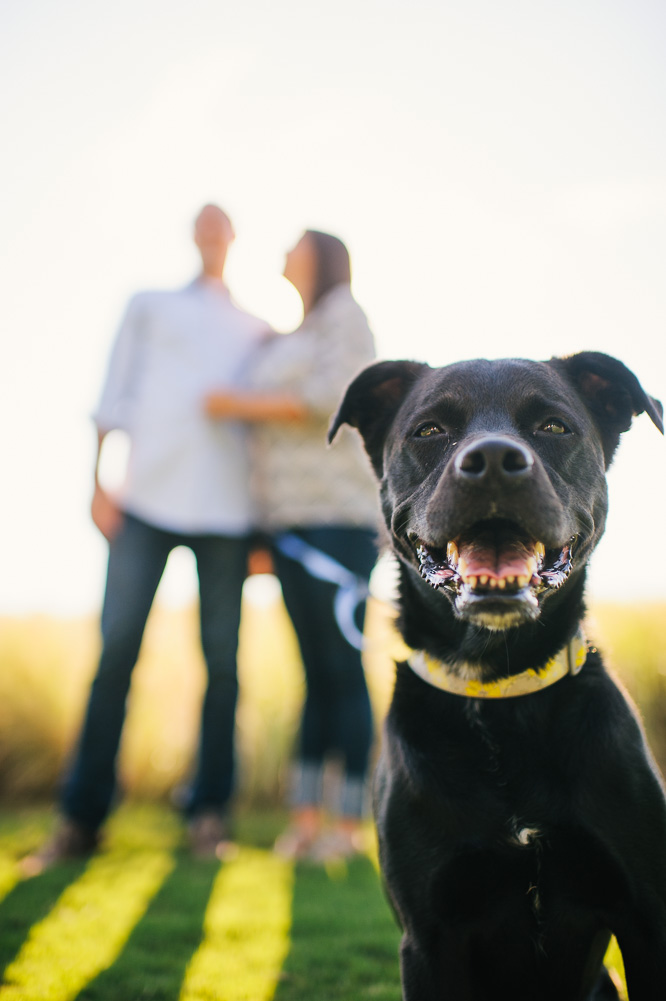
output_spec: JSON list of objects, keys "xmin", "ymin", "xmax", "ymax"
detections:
[{"xmin": 204, "ymin": 390, "xmax": 308, "ymax": 423}]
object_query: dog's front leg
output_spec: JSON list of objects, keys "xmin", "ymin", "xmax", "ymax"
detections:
[
  {"xmin": 400, "ymin": 936, "xmax": 443, "ymax": 1001},
  {"xmin": 616, "ymin": 896, "xmax": 666, "ymax": 996},
  {"xmin": 400, "ymin": 932, "xmax": 471, "ymax": 1001},
  {"xmin": 616, "ymin": 920, "xmax": 666, "ymax": 1001}
]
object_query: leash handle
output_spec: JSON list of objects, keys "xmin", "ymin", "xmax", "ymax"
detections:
[{"xmin": 273, "ymin": 533, "xmax": 369, "ymax": 651}]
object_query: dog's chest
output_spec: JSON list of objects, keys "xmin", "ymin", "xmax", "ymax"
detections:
[{"xmin": 439, "ymin": 822, "xmax": 548, "ymax": 924}]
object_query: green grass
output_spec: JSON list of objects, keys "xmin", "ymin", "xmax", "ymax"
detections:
[
  {"xmin": 0, "ymin": 804, "xmax": 402, "ymax": 1001},
  {"xmin": 275, "ymin": 858, "xmax": 401, "ymax": 1001}
]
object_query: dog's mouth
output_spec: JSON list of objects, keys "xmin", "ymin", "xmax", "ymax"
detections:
[{"xmin": 412, "ymin": 520, "xmax": 575, "ymax": 628}]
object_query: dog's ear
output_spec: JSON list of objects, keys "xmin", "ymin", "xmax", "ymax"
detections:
[
  {"xmin": 329, "ymin": 360, "xmax": 430, "ymax": 476},
  {"xmin": 552, "ymin": 351, "xmax": 663, "ymax": 466}
]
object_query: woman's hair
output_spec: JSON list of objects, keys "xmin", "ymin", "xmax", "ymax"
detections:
[{"xmin": 305, "ymin": 230, "xmax": 351, "ymax": 310}]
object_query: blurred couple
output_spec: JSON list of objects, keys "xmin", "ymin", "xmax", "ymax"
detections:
[{"xmin": 26, "ymin": 204, "xmax": 379, "ymax": 873}]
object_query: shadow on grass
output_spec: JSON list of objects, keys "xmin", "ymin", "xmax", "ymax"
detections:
[
  {"xmin": 274, "ymin": 856, "xmax": 401, "ymax": 1001},
  {"xmin": 75, "ymin": 852, "xmax": 219, "ymax": 1001},
  {"xmin": 0, "ymin": 860, "xmax": 88, "ymax": 981}
]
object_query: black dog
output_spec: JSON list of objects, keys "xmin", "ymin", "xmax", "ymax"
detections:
[{"xmin": 329, "ymin": 352, "xmax": 666, "ymax": 1001}]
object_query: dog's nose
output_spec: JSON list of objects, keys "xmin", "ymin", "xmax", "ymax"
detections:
[{"xmin": 454, "ymin": 436, "xmax": 534, "ymax": 481}]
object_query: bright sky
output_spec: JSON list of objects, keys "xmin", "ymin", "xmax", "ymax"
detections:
[{"xmin": 2, "ymin": 0, "xmax": 665, "ymax": 615}]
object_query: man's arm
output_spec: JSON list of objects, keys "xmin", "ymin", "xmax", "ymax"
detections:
[
  {"xmin": 90, "ymin": 428, "xmax": 124, "ymax": 541},
  {"xmin": 90, "ymin": 295, "xmax": 146, "ymax": 541}
]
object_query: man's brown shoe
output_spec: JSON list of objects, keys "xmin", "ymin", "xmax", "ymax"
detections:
[{"xmin": 19, "ymin": 818, "xmax": 99, "ymax": 877}]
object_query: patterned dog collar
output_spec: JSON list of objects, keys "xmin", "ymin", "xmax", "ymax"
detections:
[{"xmin": 407, "ymin": 630, "xmax": 588, "ymax": 699}]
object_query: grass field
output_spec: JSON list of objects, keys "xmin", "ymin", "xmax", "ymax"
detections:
[
  {"xmin": 0, "ymin": 803, "xmax": 402, "ymax": 1001},
  {"xmin": 0, "ymin": 587, "xmax": 661, "ymax": 999}
]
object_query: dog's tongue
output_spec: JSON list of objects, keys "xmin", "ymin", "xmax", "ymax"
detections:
[{"xmin": 457, "ymin": 528, "xmax": 535, "ymax": 582}]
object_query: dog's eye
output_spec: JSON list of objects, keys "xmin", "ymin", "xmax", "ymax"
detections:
[
  {"xmin": 539, "ymin": 419, "xmax": 570, "ymax": 435},
  {"xmin": 414, "ymin": 423, "xmax": 444, "ymax": 438}
]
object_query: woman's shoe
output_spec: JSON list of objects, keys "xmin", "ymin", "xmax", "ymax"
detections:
[
  {"xmin": 306, "ymin": 827, "xmax": 364, "ymax": 863},
  {"xmin": 273, "ymin": 825, "xmax": 318, "ymax": 860}
]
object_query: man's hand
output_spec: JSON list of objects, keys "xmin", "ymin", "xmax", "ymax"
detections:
[
  {"xmin": 91, "ymin": 483, "xmax": 124, "ymax": 541},
  {"xmin": 247, "ymin": 547, "xmax": 274, "ymax": 576}
]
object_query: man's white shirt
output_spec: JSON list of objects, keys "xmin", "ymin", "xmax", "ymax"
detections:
[{"xmin": 94, "ymin": 279, "xmax": 268, "ymax": 535}]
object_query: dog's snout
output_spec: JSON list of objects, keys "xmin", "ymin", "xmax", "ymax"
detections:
[{"xmin": 454, "ymin": 437, "xmax": 534, "ymax": 481}]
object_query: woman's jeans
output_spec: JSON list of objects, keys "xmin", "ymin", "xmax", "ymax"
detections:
[
  {"xmin": 272, "ymin": 526, "xmax": 378, "ymax": 819},
  {"xmin": 62, "ymin": 513, "xmax": 249, "ymax": 831}
]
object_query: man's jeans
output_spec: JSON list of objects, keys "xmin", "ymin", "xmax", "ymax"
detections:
[{"xmin": 62, "ymin": 513, "xmax": 249, "ymax": 830}]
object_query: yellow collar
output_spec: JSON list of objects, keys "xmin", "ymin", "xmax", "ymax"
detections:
[{"xmin": 407, "ymin": 630, "xmax": 588, "ymax": 699}]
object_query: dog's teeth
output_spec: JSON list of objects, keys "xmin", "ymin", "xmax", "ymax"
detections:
[
  {"xmin": 446, "ymin": 541, "xmax": 459, "ymax": 567},
  {"xmin": 517, "ymin": 575, "xmax": 529, "ymax": 588},
  {"xmin": 506, "ymin": 575, "xmax": 516, "ymax": 585},
  {"xmin": 467, "ymin": 575, "xmax": 478, "ymax": 588},
  {"xmin": 497, "ymin": 579, "xmax": 506, "ymax": 590},
  {"xmin": 479, "ymin": 575, "xmax": 489, "ymax": 586},
  {"xmin": 535, "ymin": 541, "xmax": 545, "ymax": 562},
  {"xmin": 488, "ymin": 578, "xmax": 497, "ymax": 589}
]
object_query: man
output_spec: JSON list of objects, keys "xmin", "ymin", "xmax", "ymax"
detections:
[{"xmin": 30, "ymin": 204, "xmax": 268, "ymax": 868}]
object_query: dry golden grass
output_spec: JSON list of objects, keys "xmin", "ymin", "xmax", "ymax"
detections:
[
  {"xmin": 586, "ymin": 601, "xmax": 666, "ymax": 772},
  {"xmin": 0, "ymin": 588, "xmax": 664, "ymax": 806},
  {"xmin": 0, "ymin": 584, "xmax": 399, "ymax": 806}
]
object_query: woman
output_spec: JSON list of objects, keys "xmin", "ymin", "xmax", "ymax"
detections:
[{"xmin": 205, "ymin": 230, "xmax": 379, "ymax": 860}]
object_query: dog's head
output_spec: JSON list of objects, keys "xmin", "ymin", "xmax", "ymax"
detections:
[{"xmin": 330, "ymin": 351, "xmax": 663, "ymax": 634}]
